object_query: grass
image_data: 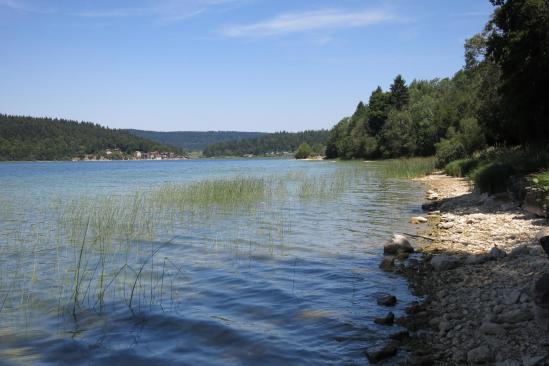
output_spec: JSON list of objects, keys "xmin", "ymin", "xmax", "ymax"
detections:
[{"xmin": 378, "ymin": 157, "xmax": 436, "ymax": 178}]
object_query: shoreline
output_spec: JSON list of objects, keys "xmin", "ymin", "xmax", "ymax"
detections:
[{"xmin": 399, "ymin": 174, "xmax": 549, "ymax": 365}]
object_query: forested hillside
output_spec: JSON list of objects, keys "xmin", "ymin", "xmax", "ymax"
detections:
[
  {"xmin": 326, "ymin": 0, "xmax": 549, "ymax": 169},
  {"xmin": 127, "ymin": 130, "xmax": 266, "ymax": 152},
  {"xmin": 202, "ymin": 130, "xmax": 329, "ymax": 157},
  {"xmin": 0, "ymin": 115, "xmax": 183, "ymax": 161}
]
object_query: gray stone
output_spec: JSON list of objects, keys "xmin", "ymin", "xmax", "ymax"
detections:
[
  {"xmin": 496, "ymin": 360, "xmax": 521, "ymax": 366},
  {"xmin": 374, "ymin": 312, "xmax": 395, "ymax": 326},
  {"xmin": 467, "ymin": 345, "xmax": 493, "ymax": 364},
  {"xmin": 480, "ymin": 322, "xmax": 505, "ymax": 335},
  {"xmin": 364, "ymin": 341, "xmax": 398, "ymax": 363},
  {"xmin": 377, "ymin": 294, "xmax": 397, "ymax": 307},
  {"xmin": 489, "ymin": 246, "xmax": 507, "ymax": 259},
  {"xmin": 497, "ymin": 308, "xmax": 534, "ymax": 324},
  {"xmin": 509, "ymin": 245, "xmax": 529, "ymax": 257},
  {"xmin": 466, "ymin": 253, "xmax": 493, "ymax": 265},
  {"xmin": 383, "ymin": 234, "xmax": 414, "ymax": 255},
  {"xmin": 379, "ymin": 256, "xmax": 396, "ymax": 271},
  {"xmin": 430, "ymin": 255, "xmax": 460, "ymax": 271},
  {"xmin": 410, "ymin": 216, "xmax": 428, "ymax": 224},
  {"xmin": 503, "ymin": 290, "xmax": 522, "ymax": 305},
  {"xmin": 522, "ymin": 355, "xmax": 546, "ymax": 366},
  {"xmin": 439, "ymin": 222, "xmax": 454, "ymax": 230}
]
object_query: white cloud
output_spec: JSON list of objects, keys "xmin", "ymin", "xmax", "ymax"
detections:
[
  {"xmin": 74, "ymin": 0, "xmax": 243, "ymax": 21},
  {"xmin": 221, "ymin": 9, "xmax": 395, "ymax": 37}
]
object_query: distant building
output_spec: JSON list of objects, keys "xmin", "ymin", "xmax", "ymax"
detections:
[{"xmin": 133, "ymin": 151, "xmax": 142, "ymax": 159}]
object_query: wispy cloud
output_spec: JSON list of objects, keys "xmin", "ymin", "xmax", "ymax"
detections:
[
  {"xmin": 221, "ymin": 9, "xmax": 395, "ymax": 37},
  {"xmin": 0, "ymin": 0, "xmax": 55, "ymax": 14},
  {"xmin": 74, "ymin": 0, "xmax": 243, "ymax": 22}
]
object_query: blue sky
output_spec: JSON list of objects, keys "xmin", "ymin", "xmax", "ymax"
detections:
[{"xmin": 0, "ymin": 0, "xmax": 493, "ymax": 132}]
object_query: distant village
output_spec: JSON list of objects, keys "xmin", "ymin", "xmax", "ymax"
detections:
[{"xmin": 74, "ymin": 149, "xmax": 188, "ymax": 161}]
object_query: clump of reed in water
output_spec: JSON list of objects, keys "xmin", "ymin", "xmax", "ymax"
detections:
[{"xmin": 378, "ymin": 157, "xmax": 436, "ymax": 178}]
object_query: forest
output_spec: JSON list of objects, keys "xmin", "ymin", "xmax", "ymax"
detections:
[
  {"xmin": 202, "ymin": 130, "xmax": 329, "ymax": 157},
  {"xmin": 325, "ymin": 0, "xmax": 549, "ymax": 175},
  {"xmin": 127, "ymin": 129, "xmax": 267, "ymax": 152},
  {"xmin": 0, "ymin": 115, "xmax": 183, "ymax": 161}
]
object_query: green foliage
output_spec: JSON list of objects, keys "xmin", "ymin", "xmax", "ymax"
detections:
[
  {"xmin": 295, "ymin": 143, "xmax": 313, "ymax": 159},
  {"xmin": 202, "ymin": 130, "xmax": 329, "ymax": 157},
  {"xmin": 444, "ymin": 158, "xmax": 479, "ymax": 177},
  {"xmin": 0, "ymin": 115, "xmax": 183, "ymax": 161},
  {"xmin": 471, "ymin": 162, "xmax": 515, "ymax": 194},
  {"xmin": 127, "ymin": 130, "xmax": 266, "ymax": 152},
  {"xmin": 389, "ymin": 74, "xmax": 410, "ymax": 111},
  {"xmin": 486, "ymin": 0, "xmax": 549, "ymax": 144}
]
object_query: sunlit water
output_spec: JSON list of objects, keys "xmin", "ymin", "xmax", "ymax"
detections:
[{"xmin": 0, "ymin": 159, "xmax": 424, "ymax": 365}]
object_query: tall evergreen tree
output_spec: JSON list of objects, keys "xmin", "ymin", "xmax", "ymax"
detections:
[
  {"xmin": 389, "ymin": 75, "xmax": 410, "ymax": 111},
  {"xmin": 367, "ymin": 87, "xmax": 391, "ymax": 135}
]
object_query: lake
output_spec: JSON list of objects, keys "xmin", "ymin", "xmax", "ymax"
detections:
[{"xmin": 0, "ymin": 159, "xmax": 424, "ymax": 365}]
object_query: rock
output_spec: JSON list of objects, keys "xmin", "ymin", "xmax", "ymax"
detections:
[
  {"xmin": 480, "ymin": 322, "xmax": 505, "ymax": 335},
  {"xmin": 439, "ymin": 222, "xmax": 454, "ymax": 230},
  {"xmin": 524, "ymin": 189, "xmax": 547, "ymax": 217},
  {"xmin": 522, "ymin": 355, "xmax": 547, "ymax": 366},
  {"xmin": 383, "ymin": 234, "xmax": 414, "ymax": 255},
  {"xmin": 535, "ymin": 227, "xmax": 549, "ymax": 257},
  {"xmin": 497, "ymin": 308, "xmax": 534, "ymax": 324},
  {"xmin": 465, "ymin": 253, "xmax": 493, "ymax": 265},
  {"xmin": 364, "ymin": 341, "xmax": 398, "ymax": 363},
  {"xmin": 377, "ymin": 294, "xmax": 397, "ymax": 307},
  {"xmin": 410, "ymin": 216, "xmax": 428, "ymax": 224},
  {"xmin": 467, "ymin": 345, "xmax": 493, "ymax": 364},
  {"xmin": 430, "ymin": 255, "xmax": 460, "ymax": 271},
  {"xmin": 503, "ymin": 290, "xmax": 522, "ymax": 305},
  {"xmin": 426, "ymin": 191, "xmax": 439, "ymax": 201},
  {"xmin": 379, "ymin": 256, "xmax": 396, "ymax": 271},
  {"xmin": 509, "ymin": 245, "xmax": 529, "ymax": 257},
  {"xmin": 438, "ymin": 320, "xmax": 451, "ymax": 333},
  {"xmin": 489, "ymin": 246, "xmax": 507, "ymax": 259},
  {"xmin": 496, "ymin": 360, "xmax": 521, "ymax": 366},
  {"xmin": 534, "ymin": 273, "xmax": 549, "ymax": 329},
  {"xmin": 374, "ymin": 312, "xmax": 395, "ymax": 325},
  {"xmin": 389, "ymin": 330, "xmax": 409, "ymax": 341},
  {"xmin": 397, "ymin": 251, "xmax": 410, "ymax": 260}
]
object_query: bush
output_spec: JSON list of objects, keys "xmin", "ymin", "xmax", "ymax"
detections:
[
  {"xmin": 295, "ymin": 143, "xmax": 313, "ymax": 159},
  {"xmin": 444, "ymin": 158, "xmax": 479, "ymax": 177},
  {"xmin": 471, "ymin": 163, "xmax": 515, "ymax": 194},
  {"xmin": 435, "ymin": 138, "xmax": 466, "ymax": 167}
]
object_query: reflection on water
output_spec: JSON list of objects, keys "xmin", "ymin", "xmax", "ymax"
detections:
[{"xmin": 0, "ymin": 159, "xmax": 424, "ymax": 365}]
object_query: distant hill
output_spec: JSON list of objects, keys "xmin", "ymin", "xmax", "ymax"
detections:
[
  {"xmin": 127, "ymin": 130, "xmax": 267, "ymax": 152},
  {"xmin": 202, "ymin": 130, "xmax": 330, "ymax": 157},
  {"xmin": 0, "ymin": 114, "xmax": 183, "ymax": 161}
]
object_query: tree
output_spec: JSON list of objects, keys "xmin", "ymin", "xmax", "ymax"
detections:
[
  {"xmin": 367, "ymin": 87, "xmax": 391, "ymax": 135},
  {"xmin": 295, "ymin": 143, "xmax": 313, "ymax": 159},
  {"xmin": 389, "ymin": 75, "xmax": 410, "ymax": 111},
  {"xmin": 379, "ymin": 110, "xmax": 416, "ymax": 158},
  {"xmin": 486, "ymin": 0, "xmax": 549, "ymax": 143}
]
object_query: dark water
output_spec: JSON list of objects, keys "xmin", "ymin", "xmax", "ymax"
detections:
[{"xmin": 0, "ymin": 159, "xmax": 424, "ymax": 365}]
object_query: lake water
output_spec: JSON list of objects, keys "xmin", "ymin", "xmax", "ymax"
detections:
[{"xmin": 0, "ymin": 159, "xmax": 424, "ymax": 365}]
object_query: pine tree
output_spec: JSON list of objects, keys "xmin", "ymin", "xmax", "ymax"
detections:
[{"xmin": 390, "ymin": 75, "xmax": 410, "ymax": 111}]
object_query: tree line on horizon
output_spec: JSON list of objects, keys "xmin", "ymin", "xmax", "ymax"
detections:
[
  {"xmin": 326, "ymin": 0, "xmax": 549, "ymax": 166},
  {"xmin": 0, "ymin": 114, "xmax": 183, "ymax": 161},
  {"xmin": 202, "ymin": 130, "xmax": 329, "ymax": 157}
]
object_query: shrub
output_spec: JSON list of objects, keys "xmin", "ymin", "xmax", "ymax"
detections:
[
  {"xmin": 435, "ymin": 138, "xmax": 466, "ymax": 167},
  {"xmin": 295, "ymin": 143, "xmax": 313, "ymax": 159},
  {"xmin": 444, "ymin": 158, "xmax": 479, "ymax": 177},
  {"xmin": 471, "ymin": 163, "xmax": 515, "ymax": 194}
]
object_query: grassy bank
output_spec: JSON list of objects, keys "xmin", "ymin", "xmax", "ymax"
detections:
[{"xmin": 377, "ymin": 157, "xmax": 436, "ymax": 179}]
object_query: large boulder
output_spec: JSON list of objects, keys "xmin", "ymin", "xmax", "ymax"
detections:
[
  {"xmin": 534, "ymin": 273, "xmax": 549, "ymax": 330},
  {"xmin": 383, "ymin": 234, "xmax": 414, "ymax": 255},
  {"xmin": 467, "ymin": 345, "xmax": 493, "ymax": 364},
  {"xmin": 374, "ymin": 312, "xmax": 395, "ymax": 326},
  {"xmin": 430, "ymin": 255, "xmax": 460, "ymax": 271},
  {"xmin": 377, "ymin": 294, "xmax": 397, "ymax": 307}
]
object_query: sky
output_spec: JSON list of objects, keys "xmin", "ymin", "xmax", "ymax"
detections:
[{"xmin": 0, "ymin": 0, "xmax": 493, "ymax": 132}]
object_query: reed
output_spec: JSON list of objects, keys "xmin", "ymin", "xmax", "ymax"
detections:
[{"xmin": 377, "ymin": 157, "xmax": 436, "ymax": 178}]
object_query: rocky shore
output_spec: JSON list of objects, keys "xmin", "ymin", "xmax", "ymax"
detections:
[{"xmin": 370, "ymin": 174, "xmax": 549, "ymax": 365}]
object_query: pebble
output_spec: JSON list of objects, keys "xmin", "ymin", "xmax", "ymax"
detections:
[{"xmin": 430, "ymin": 255, "xmax": 460, "ymax": 271}]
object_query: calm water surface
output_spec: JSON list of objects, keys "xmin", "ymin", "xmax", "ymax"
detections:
[{"xmin": 0, "ymin": 159, "xmax": 424, "ymax": 365}]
